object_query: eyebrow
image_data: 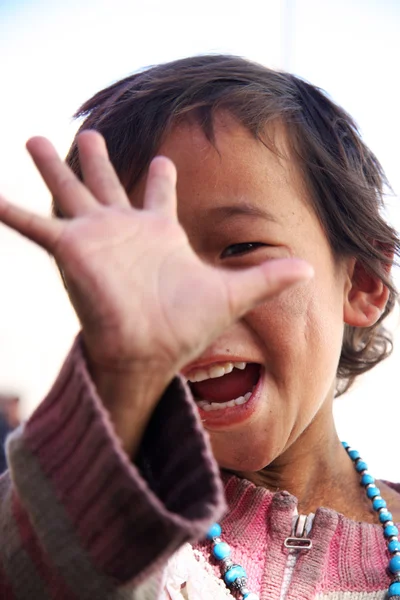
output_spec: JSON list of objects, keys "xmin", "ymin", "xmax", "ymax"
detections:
[{"xmin": 207, "ymin": 204, "xmax": 279, "ymax": 223}]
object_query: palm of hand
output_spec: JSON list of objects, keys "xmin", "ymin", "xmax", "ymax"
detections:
[{"xmin": 57, "ymin": 206, "xmax": 233, "ymax": 370}]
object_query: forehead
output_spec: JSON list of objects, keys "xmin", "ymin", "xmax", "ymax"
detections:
[
  {"xmin": 160, "ymin": 114, "xmax": 295, "ymax": 187},
  {"xmin": 154, "ymin": 114, "xmax": 311, "ymax": 228}
]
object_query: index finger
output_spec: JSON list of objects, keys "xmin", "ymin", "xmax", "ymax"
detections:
[
  {"xmin": 77, "ymin": 131, "xmax": 130, "ymax": 208},
  {"xmin": 26, "ymin": 137, "xmax": 99, "ymax": 217}
]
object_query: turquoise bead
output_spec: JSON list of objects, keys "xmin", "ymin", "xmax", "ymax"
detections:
[
  {"xmin": 224, "ymin": 565, "xmax": 246, "ymax": 585},
  {"xmin": 207, "ymin": 523, "xmax": 222, "ymax": 539},
  {"xmin": 341, "ymin": 441, "xmax": 350, "ymax": 449},
  {"xmin": 366, "ymin": 486, "xmax": 380, "ymax": 499},
  {"xmin": 355, "ymin": 460, "xmax": 368, "ymax": 472},
  {"xmin": 389, "ymin": 540, "xmax": 400, "ymax": 553},
  {"xmin": 361, "ymin": 473, "xmax": 374, "ymax": 486},
  {"xmin": 384, "ymin": 525, "xmax": 399, "ymax": 538},
  {"xmin": 348, "ymin": 450, "xmax": 360, "ymax": 460},
  {"xmin": 389, "ymin": 555, "xmax": 400, "ymax": 574},
  {"xmin": 380, "ymin": 511, "xmax": 393, "ymax": 523},
  {"xmin": 388, "ymin": 582, "xmax": 400, "ymax": 596},
  {"xmin": 373, "ymin": 498, "xmax": 387, "ymax": 511},
  {"xmin": 243, "ymin": 593, "xmax": 259, "ymax": 600},
  {"xmin": 213, "ymin": 542, "xmax": 231, "ymax": 560}
]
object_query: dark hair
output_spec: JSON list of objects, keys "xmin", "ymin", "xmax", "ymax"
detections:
[{"xmin": 58, "ymin": 54, "xmax": 400, "ymax": 396}]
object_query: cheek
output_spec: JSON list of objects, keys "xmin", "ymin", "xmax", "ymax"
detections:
[
  {"xmin": 249, "ymin": 282, "xmax": 311, "ymax": 352},
  {"xmin": 248, "ymin": 277, "xmax": 344, "ymax": 379}
]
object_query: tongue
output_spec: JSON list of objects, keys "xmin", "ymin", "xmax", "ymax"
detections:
[{"xmin": 190, "ymin": 363, "xmax": 260, "ymax": 403}]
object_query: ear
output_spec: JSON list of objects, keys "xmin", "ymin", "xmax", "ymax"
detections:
[{"xmin": 343, "ymin": 258, "xmax": 390, "ymax": 327}]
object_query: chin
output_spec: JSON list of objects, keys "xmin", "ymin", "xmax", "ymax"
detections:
[{"xmin": 212, "ymin": 437, "xmax": 279, "ymax": 473}]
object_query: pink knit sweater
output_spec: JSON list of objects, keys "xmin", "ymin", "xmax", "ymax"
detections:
[{"xmin": 0, "ymin": 336, "xmax": 397, "ymax": 599}]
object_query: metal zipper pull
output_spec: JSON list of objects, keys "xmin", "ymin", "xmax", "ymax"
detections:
[{"xmin": 284, "ymin": 513, "xmax": 313, "ymax": 550}]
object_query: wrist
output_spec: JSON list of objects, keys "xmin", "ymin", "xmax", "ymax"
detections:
[{"xmin": 85, "ymin": 352, "xmax": 175, "ymax": 458}]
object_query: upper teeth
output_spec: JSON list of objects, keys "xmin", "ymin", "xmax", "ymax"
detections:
[{"xmin": 186, "ymin": 361, "xmax": 247, "ymax": 383}]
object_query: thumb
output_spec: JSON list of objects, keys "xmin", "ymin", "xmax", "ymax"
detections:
[{"xmin": 222, "ymin": 258, "xmax": 314, "ymax": 320}]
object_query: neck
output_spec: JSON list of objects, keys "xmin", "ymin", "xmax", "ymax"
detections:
[{"xmin": 234, "ymin": 405, "xmax": 374, "ymax": 521}]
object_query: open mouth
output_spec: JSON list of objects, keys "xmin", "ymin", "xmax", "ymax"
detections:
[{"xmin": 186, "ymin": 362, "xmax": 262, "ymax": 412}]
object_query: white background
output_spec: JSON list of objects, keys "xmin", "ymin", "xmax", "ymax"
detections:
[{"xmin": 0, "ymin": 0, "xmax": 398, "ymax": 479}]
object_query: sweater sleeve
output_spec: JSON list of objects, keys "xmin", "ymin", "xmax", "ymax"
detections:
[{"xmin": 0, "ymin": 335, "xmax": 226, "ymax": 600}]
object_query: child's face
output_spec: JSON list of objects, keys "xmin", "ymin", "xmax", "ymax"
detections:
[{"xmin": 133, "ymin": 113, "xmax": 351, "ymax": 472}]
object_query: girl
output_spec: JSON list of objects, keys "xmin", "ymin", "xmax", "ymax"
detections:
[{"xmin": 0, "ymin": 55, "xmax": 399, "ymax": 600}]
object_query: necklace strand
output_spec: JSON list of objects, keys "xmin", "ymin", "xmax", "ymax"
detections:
[{"xmin": 206, "ymin": 442, "xmax": 400, "ymax": 599}]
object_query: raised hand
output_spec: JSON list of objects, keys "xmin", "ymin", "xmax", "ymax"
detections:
[{"xmin": 0, "ymin": 131, "xmax": 313, "ymax": 454}]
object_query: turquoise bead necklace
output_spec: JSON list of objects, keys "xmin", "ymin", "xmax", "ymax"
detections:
[{"xmin": 206, "ymin": 442, "xmax": 400, "ymax": 600}]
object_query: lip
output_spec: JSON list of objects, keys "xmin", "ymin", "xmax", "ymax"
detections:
[{"xmin": 194, "ymin": 365, "xmax": 265, "ymax": 429}]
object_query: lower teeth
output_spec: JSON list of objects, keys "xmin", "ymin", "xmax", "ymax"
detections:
[{"xmin": 197, "ymin": 390, "xmax": 253, "ymax": 411}]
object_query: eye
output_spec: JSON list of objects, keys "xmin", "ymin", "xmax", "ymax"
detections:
[{"xmin": 221, "ymin": 242, "xmax": 266, "ymax": 258}]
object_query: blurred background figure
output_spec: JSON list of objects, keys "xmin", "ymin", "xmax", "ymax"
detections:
[{"xmin": 0, "ymin": 394, "xmax": 20, "ymax": 473}]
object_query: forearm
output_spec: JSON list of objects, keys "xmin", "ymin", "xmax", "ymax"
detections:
[{"xmin": 87, "ymin": 359, "xmax": 174, "ymax": 458}]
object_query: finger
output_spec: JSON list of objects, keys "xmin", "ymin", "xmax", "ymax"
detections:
[
  {"xmin": 221, "ymin": 258, "xmax": 314, "ymax": 320},
  {"xmin": 0, "ymin": 195, "xmax": 64, "ymax": 252},
  {"xmin": 26, "ymin": 137, "xmax": 98, "ymax": 217},
  {"xmin": 77, "ymin": 131, "xmax": 129, "ymax": 208},
  {"xmin": 143, "ymin": 156, "xmax": 177, "ymax": 217}
]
